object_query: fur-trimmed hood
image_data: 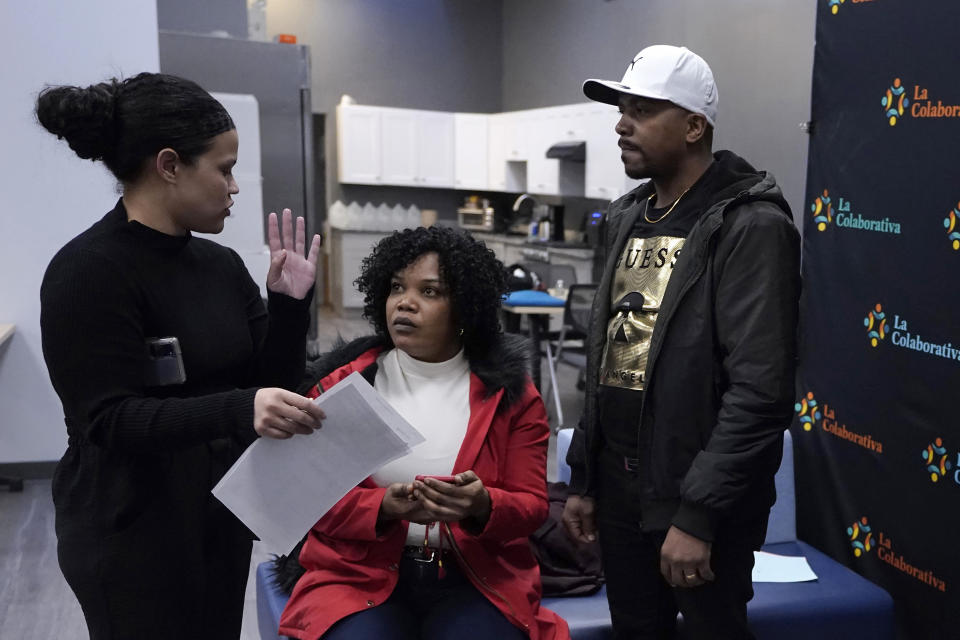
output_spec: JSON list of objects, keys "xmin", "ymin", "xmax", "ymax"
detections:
[{"xmin": 300, "ymin": 332, "xmax": 533, "ymax": 408}]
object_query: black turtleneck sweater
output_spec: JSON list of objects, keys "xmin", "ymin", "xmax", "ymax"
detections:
[{"xmin": 40, "ymin": 199, "xmax": 311, "ymax": 531}]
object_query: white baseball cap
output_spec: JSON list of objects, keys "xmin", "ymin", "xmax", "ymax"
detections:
[{"xmin": 583, "ymin": 45, "xmax": 718, "ymax": 127}]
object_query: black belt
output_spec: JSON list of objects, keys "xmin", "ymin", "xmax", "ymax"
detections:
[
  {"xmin": 601, "ymin": 443, "xmax": 641, "ymax": 472},
  {"xmin": 402, "ymin": 545, "xmax": 451, "ymax": 563}
]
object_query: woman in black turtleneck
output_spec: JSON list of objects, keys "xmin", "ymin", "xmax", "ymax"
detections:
[{"xmin": 36, "ymin": 72, "xmax": 324, "ymax": 640}]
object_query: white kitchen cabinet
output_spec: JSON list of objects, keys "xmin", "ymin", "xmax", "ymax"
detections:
[
  {"xmin": 339, "ymin": 106, "xmax": 454, "ymax": 188},
  {"xmin": 557, "ymin": 104, "xmax": 589, "ymax": 143},
  {"xmin": 584, "ymin": 103, "xmax": 623, "ymax": 200},
  {"xmin": 416, "ymin": 110, "xmax": 455, "ymax": 187},
  {"xmin": 337, "ymin": 104, "xmax": 382, "ymax": 185},
  {"xmin": 527, "ymin": 105, "xmax": 590, "ymax": 197},
  {"xmin": 487, "ymin": 113, "xmax": 508, "ymax": 191},
  {"xmin": 526, "ymin": 108, "xmax": 561, "ymax": 196},
  {"xmin": 454, "ymin": 113, "xmax": 488, "ymax": 190},
  {"xmin": 487, "ymin": 112, "xmax": 526, "ymax": 192},
  {"xmin": 503, "ymin": 110, "xmax": 533, "ymax": 161},
  {"xmin": 340, "ymin": 101, "xmax": 634, "ymax": 198},
  {"xmin": 380, "ymin": 108, "xmax": 419, "ymax": 186},
  {"xmin": 583, "ymin": 104, "xmax": 647, "ymax": 200}
]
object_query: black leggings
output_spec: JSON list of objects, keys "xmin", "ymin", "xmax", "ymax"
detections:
[{"xmin": 57, "ymin": 498, "xmax": 251, "ymax": 640}]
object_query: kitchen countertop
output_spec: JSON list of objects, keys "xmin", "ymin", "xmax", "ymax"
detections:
[
  {"xmin": 470, "ymin": 232, "xmax": 594, "ymax": 258},
  {"xmin": 470, "ymin": 232, "xmax": 528, "ymax": 245}
]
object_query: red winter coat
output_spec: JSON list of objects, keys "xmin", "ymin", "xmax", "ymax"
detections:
[{"xmin": 279, "ymin": 337, "xmax": 569, "ymax": 639}]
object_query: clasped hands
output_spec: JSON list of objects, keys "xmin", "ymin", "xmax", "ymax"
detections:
[{"xmin": 379, "ymin": 471, "xmax": 492, "ymax": 529}]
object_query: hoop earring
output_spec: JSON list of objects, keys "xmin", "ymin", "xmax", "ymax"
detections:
[{"xmin": 458, "ymin": 328, "xmax": 464, "ymax": 337}]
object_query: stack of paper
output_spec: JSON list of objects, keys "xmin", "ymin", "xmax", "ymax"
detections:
[
  {"xmin": 752, "ymin": 550, "xmax": 818, "ymax": 582},
  {"xmin": 213, "ymin": 372, "xmax": 425, "ymax": 554}
]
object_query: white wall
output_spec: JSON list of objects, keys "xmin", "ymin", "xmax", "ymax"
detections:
[{"xmin": 0, "ymin": 1, "xmax": 160, "ymax": 463}]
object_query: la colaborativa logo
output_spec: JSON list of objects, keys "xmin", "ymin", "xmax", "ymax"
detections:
[{"xmin": 846, "ymin": 515, "xmax": 947, "ymax": 591}]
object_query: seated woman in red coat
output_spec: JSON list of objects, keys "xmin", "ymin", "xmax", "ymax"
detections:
[{"xmin": 278, "ymin": 226, "xmax": 569, "ymax": 640}]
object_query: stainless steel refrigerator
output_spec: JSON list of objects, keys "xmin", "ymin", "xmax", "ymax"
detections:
[{"xmin": 159, "ymin": 30, "xmax": 318, "ymax": 330}]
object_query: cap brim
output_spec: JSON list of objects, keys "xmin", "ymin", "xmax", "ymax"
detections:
[
  {"xmin": 583, "ymin": 78, "xmax": 716, "ymax": 126},
  {"xmin": 583, "ymin": 79, "xmax": 630, "ymax": 105},
  {"xmin": 583, "ymin": 78, "xmax": 671, "ymax": 106}
]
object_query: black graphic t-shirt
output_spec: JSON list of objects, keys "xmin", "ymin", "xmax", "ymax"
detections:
[{"xmin": 599, "ymin": 161, "xmax": 723, "ymax": 454}]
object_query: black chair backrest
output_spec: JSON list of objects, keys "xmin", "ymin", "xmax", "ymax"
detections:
[
  {"xmin": 564, "ymin": 284, "xmax": 598, "ymax": 335},
  {"xmin": 523, "ymin": 262, "xmax": 577, "ymax": 290}
]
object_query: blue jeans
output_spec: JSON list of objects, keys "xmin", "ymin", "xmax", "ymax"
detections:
[{"xmin": 321, "ymin": 553, "xmax": 527, "ymax": 640}]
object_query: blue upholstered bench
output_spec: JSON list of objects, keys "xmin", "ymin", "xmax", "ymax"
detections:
[{"xmin": 256, "ymin": 430, "xmax": 894, "ymax": 639}]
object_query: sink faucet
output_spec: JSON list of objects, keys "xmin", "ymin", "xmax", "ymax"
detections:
[{"xmin": 512, "ymin": 193, "xmax": 538, "ymax": 212}]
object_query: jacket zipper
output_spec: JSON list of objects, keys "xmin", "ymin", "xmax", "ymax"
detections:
[
  {"xmin": 442, "ymin": 522, "xmax": 528, "ymax": 631},
  {"xmin": 638, "ymin": 190, "xmax": 751, "ymax": 491}
]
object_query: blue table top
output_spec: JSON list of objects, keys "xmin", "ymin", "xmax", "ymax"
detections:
[{"xmin": 503, "ymin": 289, "xmax": 565, "ymax": 307}]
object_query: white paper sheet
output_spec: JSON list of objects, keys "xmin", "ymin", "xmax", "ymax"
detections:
[
  {"xmin": 752, "ymin": 550, "xmax": 819, "ymax": 582},
  {"xmin": 212, "ymin": 372, "xmax": 425, "ymax": 554}
]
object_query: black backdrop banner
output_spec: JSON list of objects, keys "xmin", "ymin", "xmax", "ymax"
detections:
[{"xmin": 796, "ymin": 1, "xmax": 960, "ymax": 637}]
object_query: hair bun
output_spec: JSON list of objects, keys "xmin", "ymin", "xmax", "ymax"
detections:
[{"xmin": 36, "ymin": 80, "xmax": 121, "ymax": 161}]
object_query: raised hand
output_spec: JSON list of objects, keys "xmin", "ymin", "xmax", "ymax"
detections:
[{"xmin": 266, "ymin": 208, "xmax": 322, "ymax": 300}]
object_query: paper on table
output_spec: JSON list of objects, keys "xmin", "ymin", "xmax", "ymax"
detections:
[
  {"xmin": 752, "ymin": 550, "xmax": 818, "ymax": 582},
  {"xmin": 212, "ymin": 371, "xmax": 425, "ymax": 554}
]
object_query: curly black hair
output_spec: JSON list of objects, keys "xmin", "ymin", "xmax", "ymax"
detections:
[{"xmin": 356, "ymin": 226, "xmax": 507, "ymax": 360}]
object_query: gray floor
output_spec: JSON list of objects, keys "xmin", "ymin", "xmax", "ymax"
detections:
[{"xmin": 0, "ymin": 306, "xmax": 585, "ymax": 639}]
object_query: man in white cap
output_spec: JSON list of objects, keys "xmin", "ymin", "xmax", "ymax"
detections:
[{"xmin": 562, "ymin": 45, "xmax": 801, "ymax": 638}]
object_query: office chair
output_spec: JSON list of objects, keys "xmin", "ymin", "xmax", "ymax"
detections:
[{"xmin": 543, "ymin": 284, "xmax": 597, "ymax": 429}]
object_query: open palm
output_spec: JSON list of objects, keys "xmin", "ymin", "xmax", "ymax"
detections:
[{"xmin": 266, "ymin": 208, "xmax": 322, "ymax": 300}]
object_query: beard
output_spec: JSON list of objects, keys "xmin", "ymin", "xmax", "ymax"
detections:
[{"xmin": 622, "ymin": 158, "xmax": 652, "ymax": 181}]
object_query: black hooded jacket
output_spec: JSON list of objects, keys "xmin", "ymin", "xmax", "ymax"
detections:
[{"xmin": 566, "ymin": 150, "xmax": 801, "ymax": 542}]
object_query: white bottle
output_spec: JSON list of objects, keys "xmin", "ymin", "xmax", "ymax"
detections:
[
  {"xmin": 362, "ymin": 202, "xmax": 377, "ymax": 231},
  {"xmin": 540, "ymin": 219, "xmax": 551, "ymax": 242},
  {"xmin": 328, "ymin": 200, "xmax": 347, "ymax": 229},
  {"xmin": 555, "ymin": 279, "xmax": 567, "ymax": 299},
  {"xmin": 346, "ymin": 201, "xmax": 363, "ymax": 230},
  {"xmin": 391, "ymin": 204, "xmax": 406, "ymax": 229},
  {"xmin": 376, "ymin": 203, "xmax": 391, "ymax": 231},
  {"xmin": 407, "ymin": 205, "xmax": 421, "ymax": 229}
]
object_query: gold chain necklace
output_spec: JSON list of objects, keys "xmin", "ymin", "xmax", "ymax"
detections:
[{"xmin": 644, "ymin": 187, "xmax": 690, "ymax": 224}]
